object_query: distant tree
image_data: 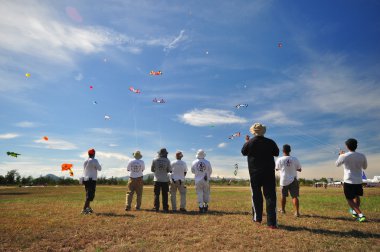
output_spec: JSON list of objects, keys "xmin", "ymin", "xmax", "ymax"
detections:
[
  {"xmin": 144, "ymin": 175, "xmax": 154, "ymax": 185},
  {"xmin": 0, "ymin": 175, "xmax": 5, "ymax": 185},
  {"xmin": 5, "ymin": 170, "xmax": 19, "ymax": 185}
]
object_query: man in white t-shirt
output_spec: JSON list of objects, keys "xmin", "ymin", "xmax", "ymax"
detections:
[
  {"xmin": 191, "ymin": 149, "xmax": 212, "ymax": 213},
  {"xmin": 82, "ymin": 148, "xmax": 102, "ymax": 214},
  {"xmin": 126, "ymin": 151, "xmax": 145, "ymax": 211},
  {"xmin": 275, "ymin": 144, "xmax": 302, "ymax": 217},
  {"xmin": 336, "ymin": 138, "xmax": 367, "ymax": 222},
  {"xmin": 170, "ymin": 151, "xmax": 188, "ymax": 212}
]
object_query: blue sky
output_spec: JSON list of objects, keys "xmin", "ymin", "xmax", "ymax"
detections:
[{"xmin": 1, "ymin": 0, "xmax": 380, "ymax": 180}]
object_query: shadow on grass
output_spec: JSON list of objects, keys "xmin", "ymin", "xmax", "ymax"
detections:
[
  {"xmin": 95, "ymin": 212, "xmax": 135, "ymax": 218},
  {"xmin": 0, "ymin": 192, "xmax": 31, "ymax": 195},
  {"xmin": 301, "ymin": 214, "xmax": 380, "ymax": 223},
  {"xmin": 279, "ymin": 224, "xmax": 380, "ymax": 238},
  {"xmin": 143, "ymin": 209, "xmax": 250, "ymax": 216}
]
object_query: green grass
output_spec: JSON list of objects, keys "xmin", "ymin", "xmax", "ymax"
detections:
[{"xmin": 0, "ymin": 186, "xmax": 379, "ymax": 251}]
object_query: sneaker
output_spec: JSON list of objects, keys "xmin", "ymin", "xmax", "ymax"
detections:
[
  {"xmin": 357, "ymin": 216, "xmax": 367, "ymax": 222},
  {"xmin": 268, "ymin": 225, "xmax": 278, "ymax": 229},
  {"xmin": 135, "ymin": 207, "xmax": 140, "ymax": 211},
  {"xmin": 125, "ymin": 206, "xmax": 131, "ymax": 211},
  {"xmin": 204, "ymin": 205, "xmax": 208, "ymax": 213},
  {"xmin": 179, "ymin": 208, "xmax": 187, "ymax": 212},
  {"xmin": 278, "ymin": 209, "xmax": 286, "ymax": 214},
  {"xmin": 152, "ymin": 207, "xmax": 159, "ymax": 212},
  {"xmin": 163, "ymin": 209, "xmax": 169, "ymax": 213},
  {"xmin": 81, "ymin": 209, "xmax": 89, "ymax": 215},
  {"xmin": 294, "ymin": 213, "xmax": 300, "ymax": 217},
  {"xmin": 199, "ymin": 207, "xmax": 204, "ymax": 213},
  {"xmin": 86, "ymin": 207, "xmax": 93, "ymax": 214}
]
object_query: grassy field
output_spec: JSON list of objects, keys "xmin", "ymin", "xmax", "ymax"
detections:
[{"xmin": 0, "ymin": 185, "xmax": 379, "ymax": 251}]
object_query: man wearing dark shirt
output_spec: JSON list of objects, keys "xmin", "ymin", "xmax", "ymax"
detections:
[{"xmin": 241, "ymin": 123, "xmax": 279, "ymax": 228}]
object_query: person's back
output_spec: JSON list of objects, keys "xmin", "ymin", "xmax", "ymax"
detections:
[
  {"xmin": 171, "ymin": 159, "xmax": 187, "ymax": 181},
  {"xmin": 191, "ymin": 158, "xmax": 212, "ymax": 183},
  {"xmin": 127, "ymin": 159, "xmax": 145, "ymax": 178},
  {"xmin": 336, "ymin": 151, "xmax": 367, "ymax": 184},
  {"xmin": 152, "ymin": 157, "xmax": 171, "ymax": 182},
  {"xmin": 276, "ymin": 156, "xmax": 301, "ymax": 187},
  {"xmin": 83, "ymin": 157, "xmax": 102, "ymax": 180},
  {"xmin": 242, "ymin": 136, "xmax": 279, "ymax": 175}
]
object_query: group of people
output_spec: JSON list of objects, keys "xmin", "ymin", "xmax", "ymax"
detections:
[{"xmin": 81, "ymin": 122, "xmax": 368, "ymax": 228}]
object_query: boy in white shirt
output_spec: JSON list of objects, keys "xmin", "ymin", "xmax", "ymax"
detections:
[
  {"xmin": 170, "ymin": 151, "xmax": 188, "ymax": 212},
  {"xmin": 82, "ymin": 148, "xmax": 102, "ymax": 214},
  {"xmin": 275, "ymin": 144, "xmax": 302, "ymax": 217},
  {"xmin": 126, "ymin": 151, "xmax": 145, "ymax": 211},
  {"xmin": 336, "ymin": 138, "xmax": 368, "ymax": 222},
  {"xmin": 191, "ymin": 149, "xmax": 212, "ymax": 213}
]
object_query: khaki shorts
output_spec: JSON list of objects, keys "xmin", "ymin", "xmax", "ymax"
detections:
[{"xmin": 281, "ymin": 179, "xmax": 299, "ymax": 198}]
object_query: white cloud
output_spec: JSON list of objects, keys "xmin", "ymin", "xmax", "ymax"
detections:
[
  {"xmin": 109, "ymin": 144, "xmax": 119, "ymax": 147},
  {"xmin": 88, "ymin": 128, "xmax": 113, "ymax": 134},
  {"xmin": 218, "ymin": 142, "xmax": 227, "ymax": 148},
  {"xmin": 164, "ymin": 30, "xmax": 186, "ymax": 51},
  {"xmin": 34, "ymin": 138, "xmax": 78, "ymax": 150},
  {"xmin": 14, "ymin": 121, "xmax": 38, "ymax": 128},
  {"xmin": 205, "ymin": 135, "xmax": 213, "ymax": 138},
  {"xmin": 257, "ymin": 110, "xmax": 301, "ymax": 126},
  {"xmin": 80, "ymin": 151, "xmax": 130, "ymax": 161},
  {"xmin": 0, "ymin": 133, "xmax": 19, "ymax": 139},
  {"xmin": 179, "ymin": 108, "xmax": 248, "ymax": 127}
]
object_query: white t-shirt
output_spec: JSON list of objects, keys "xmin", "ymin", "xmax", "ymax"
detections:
[
  {"xmin": 171, "ymin": 159, "xmax": 188, "ymax": 181},
  {"xmin": 83, "ymin": 158, "xmax": 102, "ymax": 181},
  {"xmin": 127, "ymin": 159, "xmax": 145, "ymax": 178},
  {"xmin": 336, "ymin": 151, "xmax": 367, "ymax": 184},
  {"xmin": 191, "ymin": 158, "xmax": 212, "ymax": 184},
  {"xmin": 276, "ymin": 156, "xmax": 301, "ymax": 186}
]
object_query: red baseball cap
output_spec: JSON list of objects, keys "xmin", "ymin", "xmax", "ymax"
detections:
[{"xmin": 88, "ymin": 149, "xmax": 95, "ymax": 155}]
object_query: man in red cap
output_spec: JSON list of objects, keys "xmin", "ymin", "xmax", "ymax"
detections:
[{"xmin": 82, "ymin": 148, "xmax": 102, "ymax": 214}]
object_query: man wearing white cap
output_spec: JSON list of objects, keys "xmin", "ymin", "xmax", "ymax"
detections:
[
  {"xmin": 191, "ymin": 149, "xmax": 212, "ymax": 213},
  {"xmin": 170, "ymin": 151, "xmax": 188, "ymax": 212},
  {"xmin": 125, "ymin": 150, "xmax": 145, "ymax": 211},
  {"xmin": 241, "ymin": 123, "xmax": 279, "ymax": 228}
]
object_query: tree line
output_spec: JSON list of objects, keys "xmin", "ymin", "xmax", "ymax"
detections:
[{"xmin": 0, "ymin": 169, "xmax": 320, "ymax": 186}]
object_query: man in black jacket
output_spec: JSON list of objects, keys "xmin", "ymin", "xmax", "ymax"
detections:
[{"xmin": 241, "ymin": 123, "xmax": 279, "ymax": 228}]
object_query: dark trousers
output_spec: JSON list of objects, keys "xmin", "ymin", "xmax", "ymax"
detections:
[
  {"xmin": 154, "ymin": 182, "xmax": 169, "ymax": 210},
  {"xmin": 249, "ymin": 172, "xmax": 277, "ymax": 226}
]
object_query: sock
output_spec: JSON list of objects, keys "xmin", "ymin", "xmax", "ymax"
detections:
[{"xmin": 358, "ymin": 213, "xmax": 364, "ymax": 217}]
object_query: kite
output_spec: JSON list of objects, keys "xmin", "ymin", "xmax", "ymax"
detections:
[
  {"xmin": 228, "ymin": 132, "xmax": 241, "ymax": 139},
  {"xmin": 25, "ymin": 73, "xmax": 31, "ymax": 78},
  {"xmin": 93, "ymin": 101, "xmax": 98, "ymax": 105},
  {"xmin": 278, "ymin": 42, "xmax": 283, "ymax": 48},
  {"xmin": 104, "ymin": 115, "xmax": 111, "ymax": 120},
  {"xmin": 61, "ymin": 163, "xmax": 74, "ymax": 176},
  {"xmin": 234, "ymin": 163, "xmax": 238, "ymax": 176},
  {"xmin": 129, "ymin": 87, "xmax": 141, "ymax": 94},
  {"xmin": 65, "ymin": 6, "xmax": 83, "ymax": 22},
  {"xmin": 150, "ymin": 70, "xmax": 162, "ymax": 76},
  {"xmin": 235, "ymin": 104, "xmax": 248, "ymax": 109},
  {"xmin": 7, "ymin": 152, "xmax": 21, "ymax": 158},
  {"xmin": 43, "ymin": 136, "xmax": 49, "ymax": 141},
  {"xmin": 90, "ymin": 86, "xmax": 93, "ymax": 90},
  {"xmin": 153, "ymin": 98, "xmax": 165, "ymax": 104}
]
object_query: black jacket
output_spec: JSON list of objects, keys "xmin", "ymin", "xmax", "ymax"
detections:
[{"xmin": 241, "ymin": 136, "xmax": 279, "ymax": 175}]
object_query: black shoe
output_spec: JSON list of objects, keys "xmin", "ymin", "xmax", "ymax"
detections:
[
  {"xmin": 163, "ymin": 209, "xmax": 169, "ymax": 213},
  {"xmin": 179, "ymin": 208, "xmax": 187, "ymax": 212},
  {"xmin": 199, "ymin": 207, "xmax": 204, "ymax": 213},
  {"xmin": 204, "ymin": 205, "xmax": 208, "ymax": 213},
  {"xmin": 125, "ymin": 206, "xmax": 131, "ymax": 211},
  {"xmin": 152, "ymin": 207, "xmax": 159, "ymax": 212}
]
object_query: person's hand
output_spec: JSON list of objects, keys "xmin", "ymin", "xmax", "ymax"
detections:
[
  {"xmin": 339, "ymin": 150, "xmax": 345, "ymax": 155},
  {"xmin": 245, "ymin": 135, "xmax": 250, "ymax": 142}
]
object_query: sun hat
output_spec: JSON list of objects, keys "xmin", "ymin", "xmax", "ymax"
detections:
[
  {"xmin": 196, "ymin": 149, "xmax": 206, "ymax": 159},
  {"xmin": 249, "ymin": 123, "xmax": 266, "ymax": 136},
  {"xmin": 158, "ymin": 148, "xmax": 168, "ymax": 157},
  {"xmin": 133, "ymin": 151, "xmax": 142, "ymax": 160}
]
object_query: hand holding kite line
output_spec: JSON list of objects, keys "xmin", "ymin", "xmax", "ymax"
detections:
[
  {"xmin": 150, "ymin": 70, "xmax": 162, "ymax": 75},
  {"xmin": 7, "ymin": 152, "xmax": 21, "ymax": 158},
  {"xmin": 245, "ymin": 135, "xmax": 250, "ymax": 142},
  {"xmin": 61, "ymin": 163, "xmax": 74, "ymax": 176}
]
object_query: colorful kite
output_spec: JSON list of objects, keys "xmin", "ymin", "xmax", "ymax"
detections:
[
  {"xmin": 235, "ymin": 104, "xmax": 248, "ymax": 109},
  {"xmin": 150, "ymin": 70, "xmax": 162, "ymax": 76},
  {"xmin": 7, "ymin": 152, "xmax": 21, "ymax": 158},
  {"xmin": 234, "ymin": 163, "xmax": 238, "ymax": 176},
  {"xmin": 93, "ymin": 101, "xmax": 98, "ymax": 105},
  {"xmin": 25, "ymin": 73, "xmax": 31, "ymax": 78},
  {"xmin": 104, "ymin": 115, "xmax": 111, "ymax": 120},
  {"xmin": 61, "ymin": 163, "xmax": 74, "ymax": 176},
  {"xmin": 129, "ymin": 87, "xmax": 141, "ymax": 94},
  {"xmin": 153, "ymin": 98, "xmax": 165, "ymax": 104},
  {"xmin": 90, "ymin": 85, "xmax": 93, "ymax": 90},
  {"xmin": 43, "ymin": 136, "xmax": 49, "ymax": 141},
  {"xmin": 278, "ymin": 42, "xmax": 283, "ymax": 48},
  {"xmin": 228, "ymin": 132, "xmax": 241, "ymax": 139}
]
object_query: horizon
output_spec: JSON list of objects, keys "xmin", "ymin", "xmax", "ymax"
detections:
[{"xmin": 1, "ymin": 1, "xmax": 380, "ymax": 180}]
